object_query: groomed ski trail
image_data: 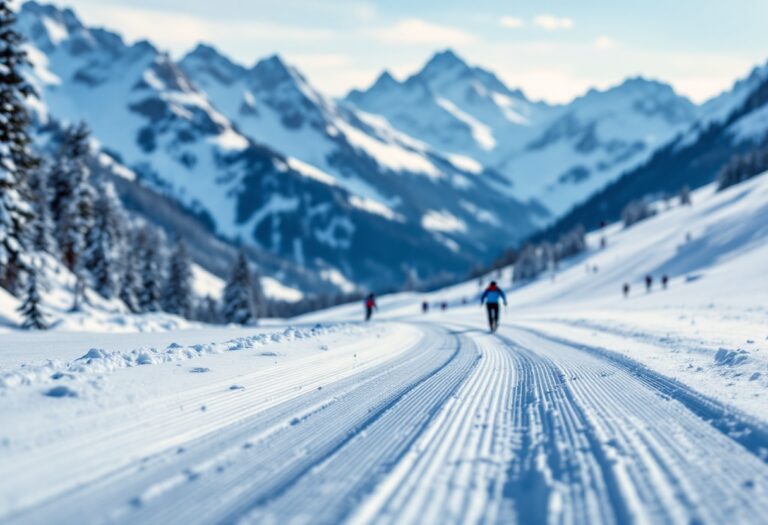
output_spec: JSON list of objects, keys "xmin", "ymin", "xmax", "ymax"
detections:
[{"xmin": 4, "ymin": 320, "xmax": 768, "ymax": 524}]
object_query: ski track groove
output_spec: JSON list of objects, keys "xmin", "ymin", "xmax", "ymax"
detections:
[
  {"xmin": 6, "ymin": 325, "xmax": 479, "ymax": 525},
  {"xmin": 2, "ymin": 325, "xmax": 424, "ymax": 522},
  {"xmin": 498, "ymin": 326, "xmax": 768, "ymax": 524},
  {"xmin": 348, "ymin": 327, "xmax": 516, "ymax": 525},
  {"xmin": 6, "ymin": 319, "xmax": 768, "ymax": 524},
  {"xmin": 513, "ymin": 324, "xmax": 768, "ymax": 462}
]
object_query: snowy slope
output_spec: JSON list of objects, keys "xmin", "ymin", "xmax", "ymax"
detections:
[
  {"xmin": 307, "ymin": 173, "xmax": 768, "ymax": 419},
  {"xmin": 347, "ymin": 51, "xmax": 698, "ymax": 217},
  {"xmin": 2, "ymin": 176, "xmax": 768, "ymax": 524},
  {"xmin": 19, "ymin": 1, "xmax": 531, "ymax": 289}
]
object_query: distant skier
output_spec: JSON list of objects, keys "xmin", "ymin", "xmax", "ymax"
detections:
[
  {"xmin": 440, "ymin": 302, "xmax": 447, "ymax": 312},
  {"xmin": 422, "ymin": 301, "xmax": 429, "ymax": 314},
  {"xmin": 662, "ymin": 275, "xmax": 669, "ymax": 289},
  {"xmin": 481, "ymin": 281, "xmax": 507, "ymax": 333},
  {"xmin": 645, "ymin": 275, "xmax": 653, "ymax": 292},
  {"xmin": 623, "ymin": 283, "xmax": 630, "ymax": 298},
  {"xmin": 364, "ymin": 293, "xmax": 377, "ymax": 321}
]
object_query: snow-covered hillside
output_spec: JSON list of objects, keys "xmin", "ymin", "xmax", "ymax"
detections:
[
  {"xmin": 347, "ymin": 50, "xmax": 698, "ymax": 216},
  {"xmin": 308, "ymin": 172, "xmax": 768, "ymax": 418},
  {"xmin": 3, "ymin": 175, "xmax": 768, "ymax": 524}
]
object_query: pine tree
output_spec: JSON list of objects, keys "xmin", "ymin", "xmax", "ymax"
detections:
[
  {"xmin": 17, "ymin": 262, "xmax": 47, "ymax": 329},
  {"xmin": 0, "ymin": 2, "xmax": 39, "ymax": 293},
  {"xmin": 163, "ymin": 237, "xmax": 193, "ymax": 318},
  {"xmin": 84, "ymin": 183, "xmax": 123, "ymax": 298},
  {"xmin": 27, "ymin": 167, "xmax": 55, "ymax": 253},
  {"xmin": 194, "ymin": 294, "xmax": 220, "ymax": 324},
  {"xmin": 222, "ymin": 250, "xmax": 256, "ymax": 325},
  {"xmin": 119, "ymin": 249, "xmax": 141, "ymax": 313},
  {"xmin": 679, "ymin": 185, "xmax": 692, "ymax": 206},
  {"xmin": 52, "ymin": 124, "xmax": 95, "ymax": 275},
  {"xmin": 513, "ymin": 245, "xmax": 541, "ymax": 283},
  {"xmin": 49, "ymin": 123, "xmax": 90, "ymax": 230},
  {"xmin": 135, "ymin": 225, "xmax": 164, "ymax": 312}
]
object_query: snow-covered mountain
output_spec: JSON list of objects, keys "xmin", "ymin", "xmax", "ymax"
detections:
[
  {"xmin": 347, "ymin": 50, "xmax": 699, "ymax": 216},
  {"xmin": 539, "ymin": 60, "xmax": 768, "ymax": 241},
  {"xmin": 347, "ymin": 50, "xmax": 547, "ymax": 166},
  {"xmin": 179, "ymin": 44, "xmax": 542, "ymax": 262},
  {"xmin": 499, "ymin": 77, "xmax": 698, "ymax": 214},
  {"xmin": 17, "ymin": 2, "xmax": 542, "ymax": 290}
]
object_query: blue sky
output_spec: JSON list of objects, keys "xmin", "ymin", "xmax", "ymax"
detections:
[{"xmin": 55, "ymin": 0, "xmax": 768, "ymax": 103}]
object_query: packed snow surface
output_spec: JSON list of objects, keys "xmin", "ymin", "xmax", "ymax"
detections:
[{"xmin": 2, "ymin": 175, "xmax": 768, "ymax": 524}]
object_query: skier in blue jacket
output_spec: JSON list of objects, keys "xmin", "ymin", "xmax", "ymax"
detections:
[{"xmin": 480, "ymin": 281, "xmax": 507, "ymax": 332}]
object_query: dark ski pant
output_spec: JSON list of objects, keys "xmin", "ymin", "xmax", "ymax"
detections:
[
  {"xmin": 486, "ymin": 303, "xmax": 500, "ymax": 330},
  {"xmin": 365, "ymin": 307, "xmax": 373, "ymax": 321}
]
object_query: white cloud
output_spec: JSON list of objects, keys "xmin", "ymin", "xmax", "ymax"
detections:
[
  {"xmin": 534, "ymin": 15, "xmax": 574, "ymax": 31},
  {"xmin": 286, "ymin": 53, "xmax": 351, "ymax": 69},
  {"xmin": 594, "ymin": 36, "xmax": 617, "ymax": 50},
  {"xmin": 375, "ymin": 19, "xmax": 476, "ymax": 46},
  {"xmin": 65, "ymin": 3, "xmax": 334, "ymax": 55},
  {"xmin": 500, "ymin": 16, "xmax": 525, "ymax": 29}
]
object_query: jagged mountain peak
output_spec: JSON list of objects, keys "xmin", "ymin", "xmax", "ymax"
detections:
[
  {"xmin": 248, "ymin": 54, "xmax": 302, "ymax": 87},
  {"xmin": 370, "ymin": 70, "xmax": 399, "ymax": 92},
  {"xmin": 180, "ymin": 42, "xmax": 246, "ymax": 86},
  {"xmin": 413, "ymin": 49, "xmax": 474, "ymax": 85},
  {"xmin": 571, "ymin": 76, "xmax": 697, "ymax": 125}
]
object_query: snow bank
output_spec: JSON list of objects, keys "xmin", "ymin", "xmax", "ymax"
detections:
[{"xmin": 0, "ymin": 323, "xmax": 357, "ymax": 393}]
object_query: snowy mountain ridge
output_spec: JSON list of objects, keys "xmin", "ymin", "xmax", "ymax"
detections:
[
  {"xmin": 347, "ymin": 50, "xmax": 700, "ymax": 216},
  {"xmin": 538, "ymin": 57, "xmax": 768, "ymax": 242}
]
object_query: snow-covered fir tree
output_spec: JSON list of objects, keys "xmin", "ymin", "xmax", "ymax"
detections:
[
  {"xmin": 27, "ymin": 166, "xmax": 55, "ymax": 253},
  {"xmin": 17, "ymin": 261, "xmax": 47, "ymax": 329},
  {"xmin": 118, "ymin": 248, "xmax": 141, "ymax": 314},
  {"xmin": 222, "ymin": 250, "xmax": 257, "ymax": 325},
  {"xmin": 135, "ymin": 225, "xmax": 165, "ymax": 312},
  {"xmin": 679, "ymin": 185, "xmax": 692, "ymax": 206},
  {"xmin": 163, "ymin": 237, "xmax": 193, "ymax": 318},
  {"xmin": 84, "ymin": 183, "xmax": 124, "ymax": 299},
  {"xmin": 513, "ymin": 244, "xmax": 542, "ymax": 283},
  {"xmin": 49, "ymin": 123, "xmax": 90, "ymax": 231},
  {"xmin": 194, "ymin": 295, "xmax": 220, "ymax": 324},
  {"xmin": 0, "ymin": 1, "xmax": 38, "ymax": 293},
  {"xmin": 52, "ymin": 124, "xmax": 96, "ymax": 277}
]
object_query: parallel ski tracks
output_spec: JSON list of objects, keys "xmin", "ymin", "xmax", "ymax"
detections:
[
  {"xmin": 6, "ymin": 319, "xmax": 768, "ymax": 525},
  {"xmin": 7, "ymin": 325, "xmax": 479, "ymax": 525}
]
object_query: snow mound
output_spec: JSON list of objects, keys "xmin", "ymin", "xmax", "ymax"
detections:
[{"xmin": 0, "ymin": 323, "xmax": 359, "ymax": 393}]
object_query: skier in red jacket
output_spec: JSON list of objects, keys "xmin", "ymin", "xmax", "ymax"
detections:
[{"xmin": 364, "ymin": 293, "xmax": 377, "ymax": 321}]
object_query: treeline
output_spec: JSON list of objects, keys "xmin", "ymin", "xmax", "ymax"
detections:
[
  {"xmin": 471, "ymin": 224, "xmax": 588, "ymax": 285},
  {"xmin": 717, "ymin": 141, "xmax": 768, "ymax": 191}
]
